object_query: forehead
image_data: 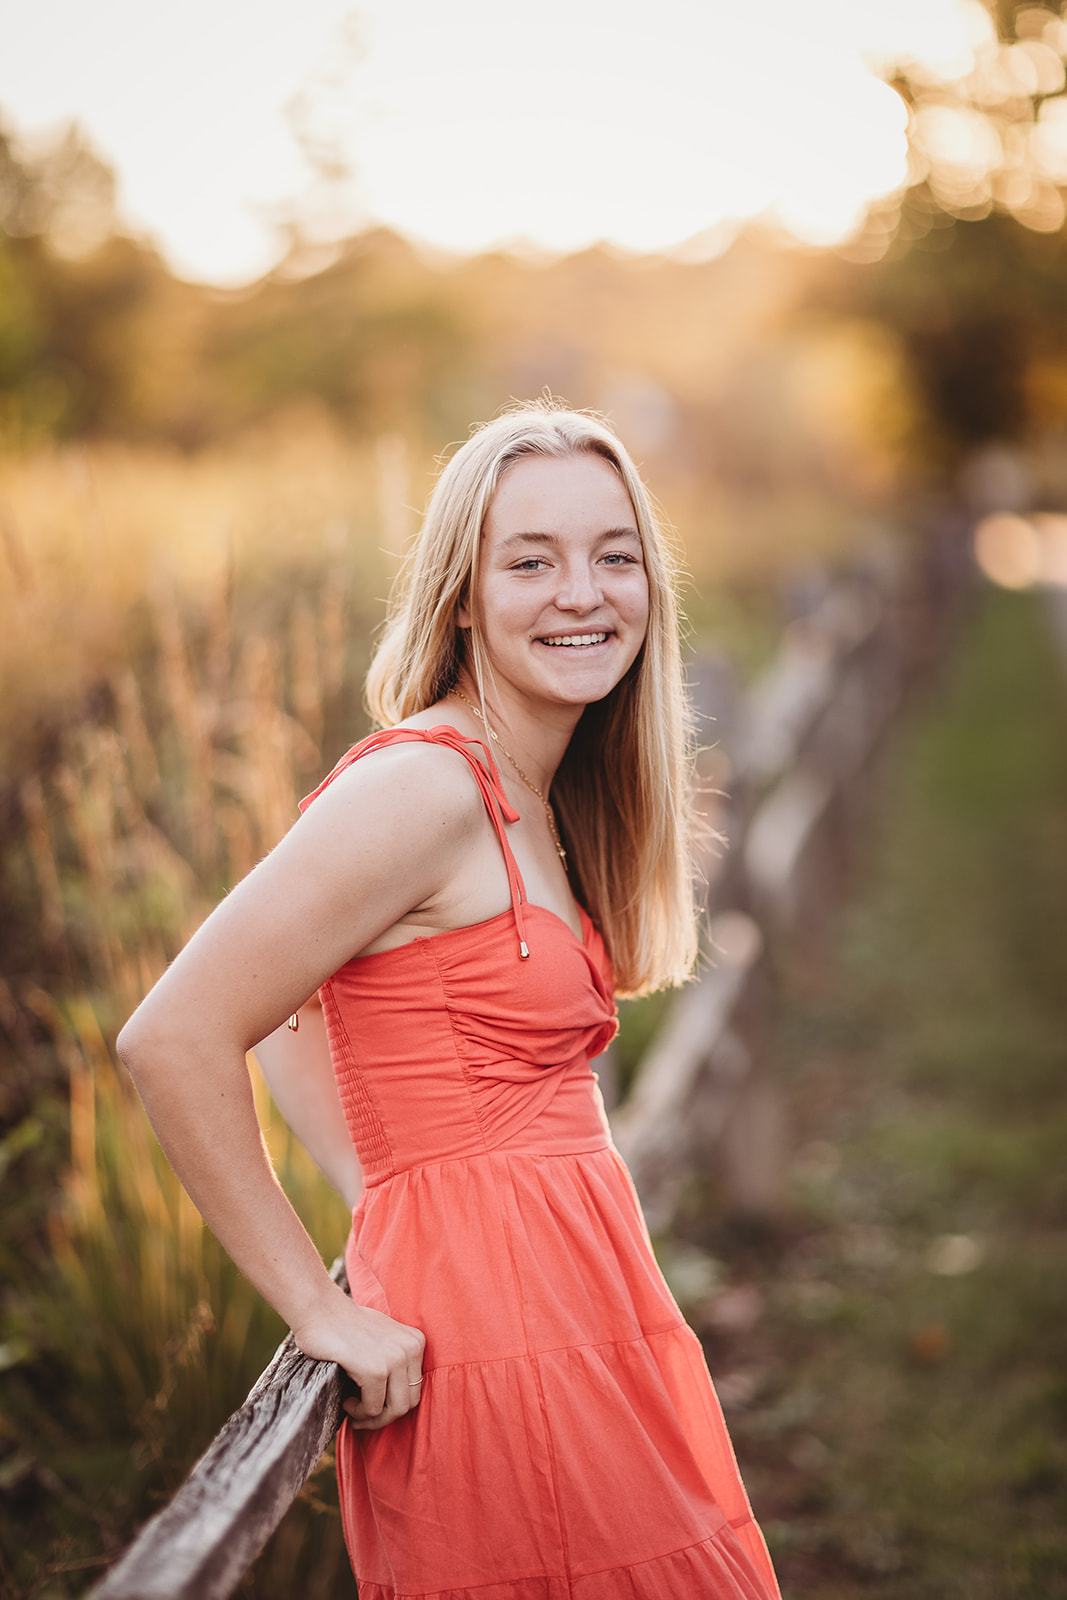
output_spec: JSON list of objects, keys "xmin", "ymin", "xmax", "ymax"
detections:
[{"xmin": 484, "ymin": 451, "xmax": 638, "ymax": 540}]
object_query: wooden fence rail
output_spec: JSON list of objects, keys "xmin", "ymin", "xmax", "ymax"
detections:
[
  {"xmin": 86, "ymin": 527, "xmax": 969, "ymax": 1599},
  {"xmin": 87, "ymin": 1264, "xmax": 349, "ymax": 1600}
]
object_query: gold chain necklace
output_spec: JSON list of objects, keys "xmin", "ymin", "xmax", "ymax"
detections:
[{"xmin": 454, "ymin": 691, "xmax": 568, "ymax": 870}]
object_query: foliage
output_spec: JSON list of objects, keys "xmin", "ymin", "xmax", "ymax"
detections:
[
  {"xmin": 889, "ymin": 2, "xmax": 1067, "ymax": 236},
  {"xmin": 825, "ymin": 205, "xmax": 1067, "ymax": 464},
  {"xmin": 0, "ymin": 467, "xmax": 389, "ymax": 1594},
  {"xmin": 818, "ymin": 0, "xmax": 1067, "ymax": 462}
]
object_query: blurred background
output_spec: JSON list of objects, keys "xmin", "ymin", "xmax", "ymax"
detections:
[{"xmin": 1, "ymin": 1, "xmax": 1066, "ymax": 1595}]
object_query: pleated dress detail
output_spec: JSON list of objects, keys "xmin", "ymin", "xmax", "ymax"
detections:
[{"xmin": 300, "ymin": 726, "xmax": 780, "ymax": 1600}]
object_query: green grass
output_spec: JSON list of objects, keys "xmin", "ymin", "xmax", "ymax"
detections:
[{"xmin": 689, "ymin": 588, "xmax": 1067, "ymax": 1597}]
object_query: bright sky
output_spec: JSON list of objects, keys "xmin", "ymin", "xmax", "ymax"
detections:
[{"xmin": 0, "ymin": 0, "xmax": 994, "ymax": 284}]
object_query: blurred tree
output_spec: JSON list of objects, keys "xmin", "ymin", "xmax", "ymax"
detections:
[
  {"xmin": 830, "ymin": 201, "xmax": 1067, "ymax": 465},
  {"xmin": 0, "ymin": 121, "xmax": 212, "ymax": 443},
  {"xmin": 204, "ymin": 229, "xmax": 476, "ymax": 443},
  {"xmin": 0, "ymin": 118, "xmax": 482, "ymax": 450},
  {"xmin": 826, "ymin": 1, "xmax": 1067, "ymax": 467},
  {"xmin": 0, "ymin": 127, "xmax": 62, "ymax": 441}
]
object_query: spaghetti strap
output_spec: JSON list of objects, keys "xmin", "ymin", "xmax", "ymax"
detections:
[{"xmin": 300, "ymin": 725, "xmax": 533, "ymax": 959}]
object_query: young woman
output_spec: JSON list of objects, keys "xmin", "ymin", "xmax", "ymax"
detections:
[{"xmin": 119, "ymin": 403, "xmax": 780, "ymax": 1599}]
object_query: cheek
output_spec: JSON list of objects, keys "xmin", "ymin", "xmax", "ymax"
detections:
[
  {"xmin": 630, "ymin": 589, "xmax": 651, "ymax": 663},
  {"xmin": 475, "ymin": 582, "xmax": 532, "ymax": 648},
  {"xmin": 626, "ymin": 573, "xmax": 651, "ymax": 631}
]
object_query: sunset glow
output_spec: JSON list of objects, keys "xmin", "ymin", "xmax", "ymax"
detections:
[{"xmin": 0, "ymin": 0, "xmax": 1009, "ymax": 282}]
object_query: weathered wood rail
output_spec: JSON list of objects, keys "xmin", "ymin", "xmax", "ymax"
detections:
[
  {"xmin": 86, "ymin": 1263, "xmax": 350, "ymax": 1600},
  {"xmin": 86, "ymin": 527, "xmax": 969, "ymax": 1599}
]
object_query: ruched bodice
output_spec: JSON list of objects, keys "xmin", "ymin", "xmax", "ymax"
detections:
[
  {"xmin": 321, "ymin": 905, "xmax": 617, "ymax": 1182},
  {"xmin": 300, "ymin": 728, "xmax": 780, "ymax": 1600}
]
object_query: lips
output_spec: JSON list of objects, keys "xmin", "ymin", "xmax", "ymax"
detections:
[{"xmin": 537, "ymin": 631, "xmax": 610, "ymax": 648}]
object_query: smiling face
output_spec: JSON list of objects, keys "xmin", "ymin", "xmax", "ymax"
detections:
[{"xmin": 462, "ymin": 450, "xmax": 650, "ymax": 715}]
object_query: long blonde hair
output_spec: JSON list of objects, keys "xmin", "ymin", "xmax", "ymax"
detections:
[{"xmin": 365, "ymin": 401, "xmax": 696, "ymax": 996}]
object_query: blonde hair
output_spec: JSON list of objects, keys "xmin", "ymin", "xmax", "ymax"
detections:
[{"xmin": 365, "ymin": 400, "xmax": 696, "ymax": 996}]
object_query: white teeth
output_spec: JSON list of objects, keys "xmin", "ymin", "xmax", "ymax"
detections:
[{"xmin": 540, "ymin": 632, "xmax": 608, "ymax": 648}]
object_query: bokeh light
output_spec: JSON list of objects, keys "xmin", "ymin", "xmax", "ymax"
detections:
[
  {"xmin": 897, "ymin": 0, "xmax": 1067, "ymax": 236},
  {"xmin": 973, "ymin": 512, "xmax": 1067, "ymax": 589},
  {"xmin": 1032, "ymin": 513, "xmax": 1067, "ymax": 584}
]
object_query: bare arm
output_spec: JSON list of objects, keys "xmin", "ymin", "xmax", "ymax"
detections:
[
  {"xmin": 253, "ymin": 997, "xmax": 364, "ymax": 1211},
  {"xmin": 118, "ymin": 745, "xmax": 482, "ymax": 1428}
]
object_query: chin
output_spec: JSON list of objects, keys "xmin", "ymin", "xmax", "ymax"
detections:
[{"xmin": 541, "ymin": 674, "xmax": 625, "ymax": 707}]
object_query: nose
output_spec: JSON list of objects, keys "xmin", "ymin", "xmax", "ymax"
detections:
[{"xmin": 555, "ymin": 558, "xmax": 602, "ymax": 614}]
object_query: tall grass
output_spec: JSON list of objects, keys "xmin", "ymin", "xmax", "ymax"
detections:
[
  {"xmin": 0, "ymin": 421, "xmax": 418, "ymax": 1595},
  {"xmin": 0, "ymin": 417, "xmax": 420, "ymax": 773}
]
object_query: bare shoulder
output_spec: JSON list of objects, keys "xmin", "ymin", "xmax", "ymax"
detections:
[
  {"xmin": 118, "ymin": 726, "xmax": 498, "ymax": 1055},
  {"xmin": 303, "ymin": 736, "xmax": 488, "ymax": 839}
]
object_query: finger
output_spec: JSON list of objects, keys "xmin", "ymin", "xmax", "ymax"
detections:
[
  {"xmin": 351, "ymin": 1370, "xmax": 388, "ymax": 1419},
  {"xmin": 340, "ymin": 1376, "xmax": 362, "ymax": 1421},
  {"xmin": 348, "ymin": 1366, "xmax": 421, "ymax": 1431},
  {"xmin": 345, "ymin": 1395, "xmax": 387, "ymax": 1428},
  {"xmin": 384, "ymin": 1364, "xmax": 415, "ymax": 1418},
  {"xmin": 349, "ymin": 1396, "xmax": 401, "ymax": 1431}
]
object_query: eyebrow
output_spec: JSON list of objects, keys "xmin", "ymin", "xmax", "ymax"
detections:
[{"xmin": 494, "ymin": 527, "xmax": 642, "ymax": 552}]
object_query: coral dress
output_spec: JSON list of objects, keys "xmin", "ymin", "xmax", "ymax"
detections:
[{"xmin": 301, "ymin": 727, "xmax": 779, "ymax": 1600}]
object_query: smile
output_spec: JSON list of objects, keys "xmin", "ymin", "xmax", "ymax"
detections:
[{"xmin": 538, "ymin": 632, "xmax": 610, "ymax": 648}]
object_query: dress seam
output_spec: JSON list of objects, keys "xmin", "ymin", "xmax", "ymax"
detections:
[
  {"xmin": 568, "ymin": 1524, "xmax": 731, "ymax": 1585},
  {"xmin": 529, "ymin": 1355, "xmax": 574, "ymax": 1595},
  {"xmin": 360, "ymin": 1142, "xmax": 614, "ymax": 1186},
  {"xmin": 418, "ymin": 1323, "xmax": 689, "ymax": 1378},
  {"xmin": 353, "ymin": 1525, "xmax": 742, "ymax": 1598}
]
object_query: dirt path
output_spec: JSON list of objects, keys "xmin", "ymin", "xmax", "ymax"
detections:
[{"xmin": 679, "ymin": 586, "xmax": 1067, "ymax": 1599}]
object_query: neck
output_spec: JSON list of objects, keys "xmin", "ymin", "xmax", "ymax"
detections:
[{"xmin": 453, "ymin": 676, "xmax": 581, "ymax": 794}]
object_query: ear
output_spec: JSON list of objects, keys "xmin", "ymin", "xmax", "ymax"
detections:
[{"xmin": 455, "ymin": 592, "xmax": 471, "ymax": 629}]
